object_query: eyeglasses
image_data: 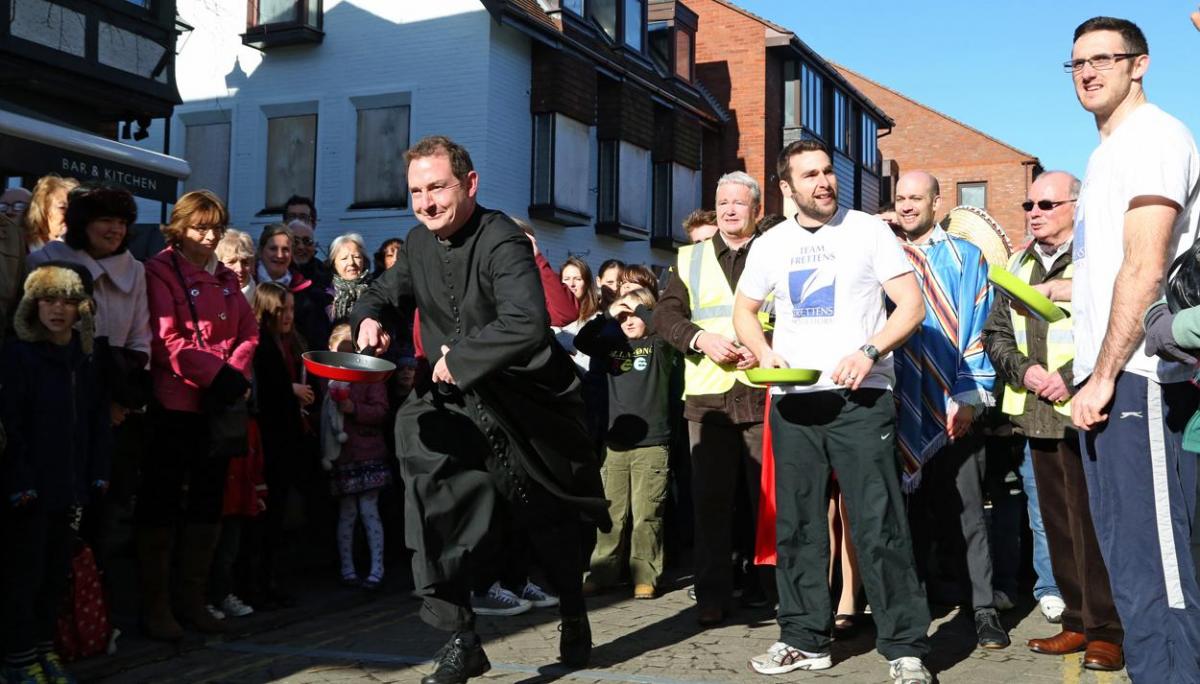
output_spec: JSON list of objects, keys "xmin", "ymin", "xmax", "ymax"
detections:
[
  {"xmin": 293, "ymin": 236, "xmax": 316, "ymax": 247},
  {"xmin": 0, "ymin": 202, "xmax": 28, "ymax": 212},
  {"xmin": 284, "ymin": 212, "xmax": 313, "ymax": 223},
  {"xmin": 188, "ymin": 223, "xmax": 227, "ymax": 237},
  {"xmin": 410, "ymin": 182, "xmax": 462, "ymax": 202},
  {"xmin": 1062, "ymin": 53, "xmax": 1143, "ymax": 73},
  {"xmin": 1021, "ymin": 199, "xmax": 1075, "ymax": 213}
]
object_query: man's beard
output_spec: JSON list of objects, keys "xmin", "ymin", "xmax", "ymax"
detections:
[{"xmin": 794, "ymin": 190, "xmax": 838, "ymax": 224}]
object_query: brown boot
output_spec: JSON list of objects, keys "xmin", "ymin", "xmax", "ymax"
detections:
[
  {"xmin": 179, "ymin": 524, "xmax": 228, "ymax": 634},
  {"xmin": 137, "ymin": 527, "xmax": 183, "ymax": 641}
]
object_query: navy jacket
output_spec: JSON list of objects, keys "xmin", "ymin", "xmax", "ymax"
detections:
[{"xmin": 1, "ymin": 334, "xmax": 111, "ymax": 510}]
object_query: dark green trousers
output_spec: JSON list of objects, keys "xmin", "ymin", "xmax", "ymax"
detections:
[{"xmin": 770, "ymin": 388, "xmax": 930, "ymax": 660}]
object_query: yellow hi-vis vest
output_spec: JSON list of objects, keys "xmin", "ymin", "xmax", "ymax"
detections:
[
  {"xmin": 1000, "ymin": 252, "xmax": 1074, "ymax": 417},
  {"xmin": 675, "ymin": 239, "xmax": 770, "ymax": 397}
]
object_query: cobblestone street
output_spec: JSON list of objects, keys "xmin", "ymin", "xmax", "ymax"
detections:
[{"xmin": 97, "ymin": 580, "xmax": 1131, "ymax": 684}]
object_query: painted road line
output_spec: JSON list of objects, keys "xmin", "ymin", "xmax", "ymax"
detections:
[{"xmin": 214, "ymin": 641, "xmax": 725, "ymax": 684}]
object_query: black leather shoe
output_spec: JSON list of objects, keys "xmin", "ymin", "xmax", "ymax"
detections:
[
  {"xmin": 559, "ymin": 614, "xmax": 592, "ymax": 669},
  {"xmin": 421, "ymin": 631, "xmax": 490, "ymax": 684},
  {"xmin": 975, "ymin": 608, "xmax": 1011, "ymax": 649}
]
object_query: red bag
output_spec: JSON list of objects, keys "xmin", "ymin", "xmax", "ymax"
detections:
[
  {"xmin": 755, "ymin": 393, "xmax": 778, "ymax": 566},
  {"xmin": 55, "ymin": 541, "xmax": 112, "ymax": 661}
]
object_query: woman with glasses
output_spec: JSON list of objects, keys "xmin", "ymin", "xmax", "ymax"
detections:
[
  {"xmin": 138, "ymin": 190, "xmax": 259, "ymax": 640},
  {"xmin": 23, "ymin": 174, "xmax": 79, "ymax": 252}
]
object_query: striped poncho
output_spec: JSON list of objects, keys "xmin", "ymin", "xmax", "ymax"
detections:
[{"xmin": 895, "ymin": 226, "xmax": 995, "ymax": 491}]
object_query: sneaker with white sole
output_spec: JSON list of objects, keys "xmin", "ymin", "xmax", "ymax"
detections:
[
  {"xmin": 519, "ymin": 581, "xmax": 559, "ymax": 608},
  {"xmin": 205, "ymin": 604, "xmax": 226, "ymax": 620},
  {"xmin": 992, "ymin": 589, "xmax": 1015, "ymax": 611},
  {"xmin": 471, "ymin": 582, "xmax": 532, "ymax": 616},
  {"xmin": 749, "ymin": 642, "xmax": 832, "ymax": 675},
  {"xmin": 220, "ymin": 593, "xmax": 255, "ymax": 617},
  {"xmin": 1039, "ymin": 594, "xmax": 1065, "ymax": 623},
  {"xmin": 888, "ymin": 656, "xmax": 931, "ymax": 684}
]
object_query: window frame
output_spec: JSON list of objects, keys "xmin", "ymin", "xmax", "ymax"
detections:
[
  {"xmin": 529, "ymin": 112, "xmax": 594, "ymax": 226},
  {"xmin": 258, "ymin": 102, "xmax": 319, "ymax": 215},
  {"xmin": 957, "ymin": 181, "xmax": 988, "ymax": 209},
  {"xmin": 349, "ymin": 99, "xmax": 411, "ymax": 211},
  {"xmin": 243, "ymin": 0, "xmax": 324, "ymax": 49},
  {"xmin": 650, "ymin": 160, "xmax": 672, "ymax": 243}
]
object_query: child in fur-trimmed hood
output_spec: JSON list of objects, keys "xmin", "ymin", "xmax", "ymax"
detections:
[{"xmin": 1, "ymin": 261, "xmax": 112, "ymax": 683}]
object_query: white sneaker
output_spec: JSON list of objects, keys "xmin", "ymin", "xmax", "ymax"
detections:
[
  {"xmin": 992, "ymin": 590, "xmax": 1015, "ymax": 611},
  {"xmin": 889, "ymin": 656, "xmax": 931, "ymax": 684},
  {"xmin": 519, "ymin": 581, "xmax": 559, "ymax": 608},
  {"xmin": 205, "ymin": 604, "xmax": 226, "ymax": 620},
  {"xmin": 748, "ymin": 641, "xmax": 832, "ymax": 675},
  {"xmin": 470, "ymin": 582, "xmax": 532, "ymax": 616},
  {"xmin": 1039, "ymin": 594, "xmax": 1065, "ymax": 623},
  {"xmin": 220, "ymin": 593, "xmax": 255, "ymax": 617}
]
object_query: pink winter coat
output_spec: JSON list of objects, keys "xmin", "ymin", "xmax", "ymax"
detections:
[
  {"xmin": 339, "ymin": 381, "xmax": 389, "ymax": 465},
  {"xmin": 145, "ymin": 246, "xmax": 258, "ymax": 413}
]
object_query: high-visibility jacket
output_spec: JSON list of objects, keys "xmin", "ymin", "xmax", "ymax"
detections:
[
  {"xmin": 676, "ymin": 240, "xmax": 769, "ymax": 397},
  {"xmin": 1000, "ymin": 252, "xmax": 1073, "ymax": 417}
]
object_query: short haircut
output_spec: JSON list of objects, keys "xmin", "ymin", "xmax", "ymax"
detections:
[
  {"xmin": 283, "ymin": 195, "xmax": 316, "ymax": 221},
  {"xmin": 620, "ymin": 287, "xmax": 657, "ymax": 310},
  {"xmin": 64, "ymin": 184, "xmax": 137, "ymax": 253},
  {"xmin": 24, "ymin": 174, "xmax": 79, "ymax": 245},
  {"xmin": 682, "ymin": 209, "xmax": 717, "ymax": 235},
  {"xmin": 328, "ymin": 321, "xmax": 353, "ymax": 351},
  {"xmin": 163, "ymin": 190, "xmax": 228, "ymax": 244},
  {"xmin": 757, "ymin": 214, "xmax": 787, "ymax": 233},
  {"xmin": 776, "ymin": 139, "xmax": 831, "ymax": 186},
  {"xmin": 1039, "ymin": 170, "xmax": 1083, "ymax": 200},
  {"xmin": 257, "ymin": 222, "xmax": 294, "ymax": 253},
  {"xmin": 404, "ymin": 135, "xmax": 475, "ymax": 181},
  {"xmin": 716, "ymin": 171, "xmax": 761, "ymax": 207},
  {"xmin": 1074, "ymin": 16, "xmax": 1148, "ymax": 55},
  {"xmin": 326, "ymin": 232, "xmax": 367, "ymax": 268},
  {"xmin": 620, "ymin": 263, "xmax": 658, "ymax": 293},
  {"xmin": 216, "ymin": 228, "xmax": 255, "ymax": 263}
]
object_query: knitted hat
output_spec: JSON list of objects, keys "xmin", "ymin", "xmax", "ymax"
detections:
[{"xmin": 14, "ymin": 261, "xmax": 96, "ymax": 353}]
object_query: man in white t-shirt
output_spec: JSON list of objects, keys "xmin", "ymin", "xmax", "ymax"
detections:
[
  {"xmin": 733, "ymin": 139, "xmax": 932, "ymax": 684},
  {"xmin": 1067, "ymin": 16, "xmax": 1200, "ymax": 681}
]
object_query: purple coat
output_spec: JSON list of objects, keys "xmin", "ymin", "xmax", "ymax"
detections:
[{"xmin": 339, "ymin": 381, "xmax": 389, "ymax": 465}]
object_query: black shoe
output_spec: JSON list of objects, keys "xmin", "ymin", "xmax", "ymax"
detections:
[
  {"xmin": 559, "ymin": 614, "xmax": 592, "ymax": 669},
  {"xmin": 975, "ymin": 608, "xmax": 1010, "ymax": 649},
  {"xmin": 421, "ymin": 631, "xmax": 490, "ymax": 684}
]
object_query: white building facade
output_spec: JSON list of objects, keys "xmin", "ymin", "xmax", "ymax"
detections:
[{"xmin": 149, "ymin": 0, "xmax": 710, "ymax": 273}]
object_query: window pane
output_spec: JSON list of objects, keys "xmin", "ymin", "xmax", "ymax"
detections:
[
  {"xmin": 958, "ymin": 182, "xmax": 987, "ymax": 209},
  {"xmin": 125, "ymin": 0, "xmax": 151, "ymax": 8},
  {"xmin": 591, "ymin": 0, "xmax": 617, "ymax": 41},
  {"xmin": 860, "ymin": 114, "xmax": 879, "ymax": 170},
  {"xmin": 802, "ymin": 63, "xmax": 823, "ymax": 136},
  {"xmin": 624, "ymin": 0, "xmax": 643, "ymax": 50},
  {"xmin": 258, "ymin": 0, "xmax": 298, "ymax": 25},
  {"xmin": 354, "ymin": 106, "xmax": 409, "ymax": 206},
  {"xmin": 306, "ymin": 0, "xmax": 320, "ymax": 27},
  {"xmin": 265, "ymin": 114, "xmax": 317, "ymax": 210},
  {"xmin": 674, "ymin": 28, "xmax": 692, "ymax": 80},
  {"xmin": 648, "ymin": 23, "xmax": 670, "ymax": 73},
  {"xmin": 183, "ymin": 122, "xmax": 230, "ymax": 201},
  {"xmin": 598, "ymin": 140, "xmax": 617, "ymax": 222},
  {"xmin": 652, "ymin": 162, "xmax": 671, "ymax": 239},
  {"xmin": 531, "ymin": 113, "xmax": 553, "ymax": 206},
  {"xmin": 833, "ymin": 91, "xmax": 849, "ymax": 152},
  {"xmin": 562, "ymin": 0, "xmax": 583, "ymax": 13}
]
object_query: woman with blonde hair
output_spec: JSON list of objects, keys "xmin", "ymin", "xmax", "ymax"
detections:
[
  {"xmin": 24, "ymin": 175, "xmax": 79, "ymax": 251},
  {"xmin": 137, "ymin": 190, "xmax": 259, "ymax": 639},
  {"xmin": 216, "ymin": 229, "xmax": 257, "ymax": 303}
]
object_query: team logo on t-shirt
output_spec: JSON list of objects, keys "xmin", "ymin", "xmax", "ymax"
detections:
[{"xmin": 788, "ymin": 268, "xmax": 836, "ymax": 319}]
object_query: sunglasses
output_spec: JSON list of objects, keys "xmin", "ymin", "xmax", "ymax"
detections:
[
  {"xmin": 1021, "ymin": 199, "xmax": 1075, "ymax": 213},
  {"xmin": 0, "ymin": 202, "xmax": 28, "ymax": 212}
]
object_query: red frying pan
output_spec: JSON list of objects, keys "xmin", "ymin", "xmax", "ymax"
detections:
[{"xmin": 302, "ymin": 351, "xmax": 396, "ymax": 383}]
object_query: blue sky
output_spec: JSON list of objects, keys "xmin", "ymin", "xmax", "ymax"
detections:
[{"xmin": 735, "ymin": 1, "xmax": 1200, "ymax": 176}]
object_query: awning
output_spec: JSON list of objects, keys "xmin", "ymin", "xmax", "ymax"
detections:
[{"xmin": 0, "ymin": 109, "xmax": 190, "ymax": 202}]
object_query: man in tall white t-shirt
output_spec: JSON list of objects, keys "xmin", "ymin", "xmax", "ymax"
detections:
[
  {"xmin": 733, "ymin": 139, "xmax": 933, "ymax": 684},
  {"xmin": 1067, "ymin": 16, "xmax": 1200, "ymax": 682}
]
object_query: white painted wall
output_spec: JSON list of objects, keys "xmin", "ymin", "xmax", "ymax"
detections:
[{"xmin": 141, "ymin": 0, "xmax": 684, "ymax": 278}]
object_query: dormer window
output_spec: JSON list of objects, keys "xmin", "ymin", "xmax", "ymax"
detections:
[
  {"xmin": 588, "ymin": 0, "xmax": 645, "ymax": 50},
  {"xmin": 243, "ymin": 0, "xmax": 324, "ymax": 50},
  {"xmin": 646, "ymin": 1, "xmax": 697, "ymax": 82}
]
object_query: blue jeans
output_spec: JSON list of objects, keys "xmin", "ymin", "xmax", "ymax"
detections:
[{"xmin": 990, "ymin": 439, "xmax": 1060, "ymax": 600}]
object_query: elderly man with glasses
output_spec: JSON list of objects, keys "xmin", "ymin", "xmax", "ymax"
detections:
[
  {"xmin": 982, "ymin": 171, "xmax": 1124, "ymax": 671},
  {"xmin": 282, "ymin": 195, "xmax": 331, "ymax": 289},
  {"xmin": 1065, "ymin": 16, "xmax": 1200, "ymax": 682}
]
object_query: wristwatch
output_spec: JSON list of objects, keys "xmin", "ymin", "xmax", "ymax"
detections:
[{"xmin": 859, "ymin": 344, "xmax": 880, "ymax": 362}]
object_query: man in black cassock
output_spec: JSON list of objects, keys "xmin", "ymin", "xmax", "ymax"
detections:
[{"xmin": 351, "ymin": 136, "xmax": 610, "ymax": 684}]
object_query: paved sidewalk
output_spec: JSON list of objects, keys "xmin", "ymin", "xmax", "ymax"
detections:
[{"xmin": 95, "ymin": 582, "xmax": 1130, "ymax": 683}]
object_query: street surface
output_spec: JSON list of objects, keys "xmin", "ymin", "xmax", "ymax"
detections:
[{"xmin": 97, "ymin": 580, "xmax": 1130, "ymax": 684}]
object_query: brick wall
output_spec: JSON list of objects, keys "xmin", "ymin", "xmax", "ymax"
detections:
[{"xmin": 836, "ymin": 65, "xmax": 1039, "ymax": 246}]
